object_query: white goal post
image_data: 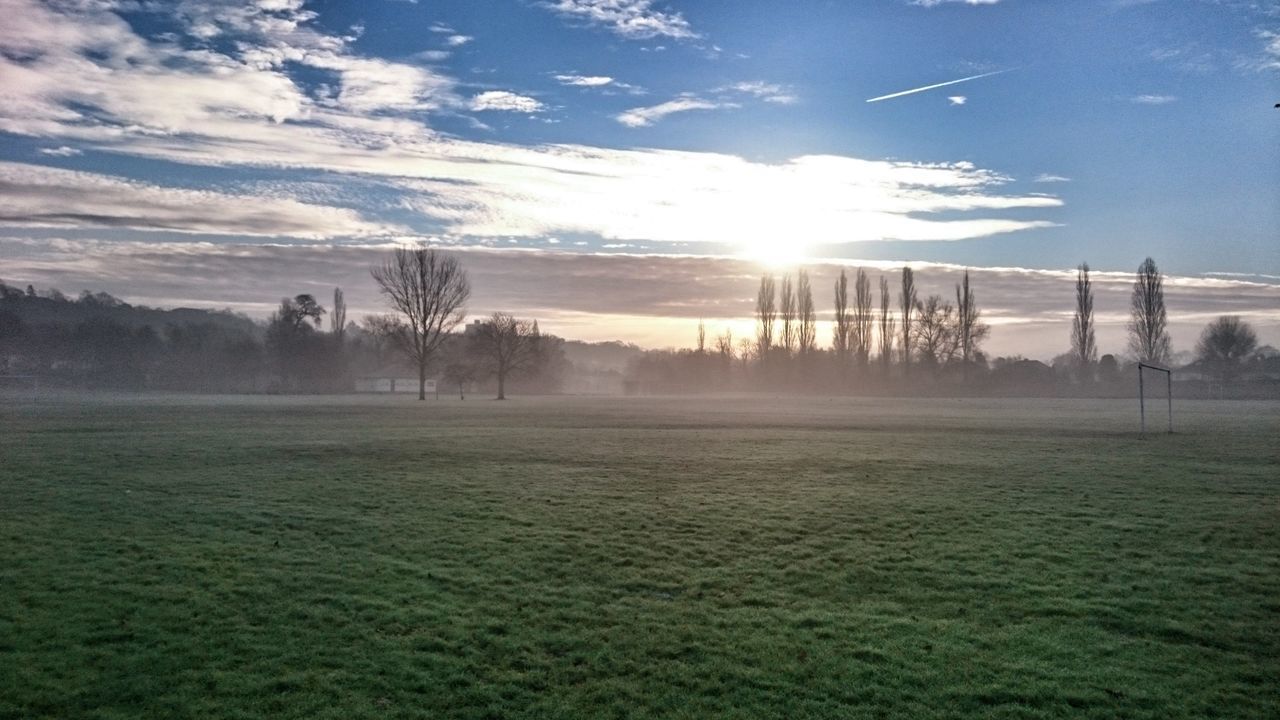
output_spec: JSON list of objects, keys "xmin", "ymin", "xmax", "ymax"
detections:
[{"xmin": 1138, "ymin": 362, "xmax": 1172, "ymax": 434}]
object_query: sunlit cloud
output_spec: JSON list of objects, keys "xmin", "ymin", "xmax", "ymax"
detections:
[
  {"xmin": 0, "ymin": 0, "xmax": 1060, "ymax": 260},
  {"xmin": 1132, "ymin": 94, "xmax": 1177, "ymax": 104},
  {"xmin": 948, "ymin": 95, "xmax": 967, "ymax": 105},
  {"xmin": 1034, "ymin": 174, "xmax": 1071, "ymax": 183}
]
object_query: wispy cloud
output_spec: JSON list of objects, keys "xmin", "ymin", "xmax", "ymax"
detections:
[
  {"xmin": 38, "ymin": 146, "xmax": 82, "ymax": 157},
  {"xmin": 444, "ymin": 34, "xmax": 472, "ymax": 47},
  {"xmin": 1033, "ymin": 174, "xmax": 1071, "ymax": 183},
  {"xmin": 540, "ymin": 0, "xmax": 699, "ymax": 40},
  {"xmin": 1131, "ymin": 94, "xmax": 1177, "ymax": 104},
  {"xmin": 0, "ymin": 0, "xmax": 1059, "ymax": 252},
  {"xmin": 615, "ymin": 96, "xmax": 730, "ymax": 126},
  {"xmin": 0, "ymin": 162, "xmax": 399, "ymax": 239},
  {"xmin": 721, "ymin": 81, "xmax": 798, "ymax": 105},
  {"xmin": 947, "ymin": 95, "xmax": 967, "ymax": 105},
  {"xmin": 470, "ymin": 90, "xmax": 545, "ymax": 113},
  {"xmin": 910, "ymin": 0, "xmax": 1001, "ymax": 7},
  {"xmin": 866, "ymin": 69, "xmax": 1013, "ymax": 103}
]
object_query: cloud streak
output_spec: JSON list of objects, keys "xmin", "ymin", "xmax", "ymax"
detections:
[
  {"xmin": 0, "ymin": 162, "xmax": 400, "ymax": 239},
  {"xmin": 866, "ymin": 69, "xmax": 1014, "ymax": 103}
]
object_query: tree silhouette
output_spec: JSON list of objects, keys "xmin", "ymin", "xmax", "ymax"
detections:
[
  {"xmin": 1128, "ymin": 257, "xmax": 1171, "ymax": 365},
  {"xmin": 371, "ymin": 247, "xmax": 470, "ymax": 400},
  {"xmin": 1071, "ymin": 263, "xmax": 1097, "ymax": 379},
  {"xmin": 471, "ymin": 312, "xmax": 542, "ymax": 400},
  {"xmin": 1196, "ymin": 316, "xmax": 1258, "ymax": 387}
]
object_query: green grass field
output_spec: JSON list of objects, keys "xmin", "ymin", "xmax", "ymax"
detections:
[{"xmin": 2, "ymin": 393, "xmax": 1278, "ymax": 719}]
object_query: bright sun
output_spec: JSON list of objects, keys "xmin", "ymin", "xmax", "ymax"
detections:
[{"xmin": 738, "ymin": 236, "xmax": 811, "ymax": 269}]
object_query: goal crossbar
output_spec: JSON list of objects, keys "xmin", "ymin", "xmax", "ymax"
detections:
[{"xmin": 1138, "ymin": 362, "xmax": 1172, "ymax": 434}]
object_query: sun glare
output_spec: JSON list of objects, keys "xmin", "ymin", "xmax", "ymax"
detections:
[{"xmin": 738, "ymin": 236, "xmax": 811, "ymax": 269}]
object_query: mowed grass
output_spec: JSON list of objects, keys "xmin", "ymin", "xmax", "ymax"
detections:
[{"xmin": 1, "ymin": 393, "xmax": 1278, "ymax": 719}]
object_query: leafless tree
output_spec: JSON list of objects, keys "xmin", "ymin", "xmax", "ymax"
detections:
[
  {"xmin": 737, "ymin": 337, "xmax": 754, "ymax": 372},
  {"xmin": 899, "ymin": 266, "xmax": 917, "ymax": 374},
  {"xmin": 330, "ymin": 287, "xmax": 347, "ymax": 343},
  {"xmin": 833, "ymin": 269, "xmax": 850, "ymax": 363},
  {"xmin": 1071, "ymin": 263, "xmax": 1097, "ymax": 378},
  {"xmin": 715, "ymin": 329, "xmax": 734, "ymax": 359},
  {"xmin": 1196, "ymin": 316, "xmax": 1258, "ymax": 386},
  {"xmin": 954, "ymin": 270, "xmax": 989, "ymax": 377},
  {"xmin": 471, "ymin": 312, "xmax": 541, "ymax": 400},
  {"xmin": 755, "ymin": 274, "xmax": 776, "ymax": 357},
  {"xmin": 779, "ymin": 274, "xmax": 796, "ymax": 355},
  {"xmin": 696, "ymin": 319, "xmax": 706, "ymax": 354},
  {"xmin": 913, "ymin": 294, "xmax": 956, "ymax": 369},
  {"xmin": 852, "ymin": 268, "xmax": 874, "ymax": 368},
  {"xmin": 878, "ymin": 275, "xmax": 895, "ymax": 373},
  {"xmin": 1128, "ymin": 257, "xmax": 1171, "ymax": 365},
  {"xmin": 370, "ymin": 247, "xmax": 470, "ymax": 400},
  {"xmin": 797, "ymin": 270, "xmax": 817, "ymax": 355}
]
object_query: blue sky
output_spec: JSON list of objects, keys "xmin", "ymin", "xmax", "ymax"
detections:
[{"xmin": 1, "ymin": 0, "xmax": 1277, "ymax": 355}]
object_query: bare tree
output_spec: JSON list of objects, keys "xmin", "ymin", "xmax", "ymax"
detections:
[
  {"xmin": 833, "ymin": 269, "xmax": 850, "ymax": 363},
  {"xmin": 371, "ymin": 247, "xmax": 470, "ymax": 400},
  {"xmin": 1128, "ymin": 257, "xmax": 1171, "ymax": 365},
  {"xmin": 1196, "ymin": 316, "xmax": 1258, "ymax": 386},
  {"xmin": 471, "ymin": 312, "xmax": 541, "ymax": 400},
  {"xmin": 1071, "ymin": 263, "xmax": 1097, "ymax": 378},
  {"xmin": 797, "ymin": 270, "xmax": 817, "ymax": 355},
  {"xmin": 715, "ymin": 329, "xmax": 735, "ymax": 360},
  {"xmin": 953, "ymin": 270, "xmax": 989, "ymax": 378},
  {"xmin": 696, "ymin": 319, "xmax": 706, "ymax": 354},
  {"xmin": 779, "ymin": 274, "xmax": 796, "ymax": 355},
  {"xmin": 755, "ymin": 274, "xmax": 776, "ymax": 357},
  {"xmin": 878, "ymin": 275, "xmax": 895, "ymax": 373},
  {"xmin": 899, "ymin": 267, "xmax": 917, "ymax": 374},
  {"xmin": 330, "ymin": 287, "xmax": 347, "ymax": 342},
  {"xmin": 913, "ymin": 294, "xmax": 956, "ymax": 370},
  {"xmin": 852, "ymin": 268, "xmax": 874, "ymax": 368}
]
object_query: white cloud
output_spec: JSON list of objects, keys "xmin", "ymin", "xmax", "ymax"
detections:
[
  {"xmin": 948, "ymin": 95, "xmax": 967, "ymax": 105},
  {"xmin": 0, "ymin": 162, "xmax": 399, "ymax": 239},
  {"xmin": 1132, "ymin": 94, "xmax": 1177, "ymax": 104},
  {"xmin": 38, "ymin": 146, "xmax": 82, "ymax": 157},
  {"xmin": 555, "ymin": 74, "xmax": 616, "ymax": 87},
  {"xmin": 0, "ymin": 0, "xmax": 1061, "ymax": 254},
  {"xmin": 616, "ymin": 96, "xmax": 731, "ymax": 127},
  {"xmin": 723, "ymin": 81, "xmax": 798, "ymax": 105},
  {"xmin": 541, "ymin": 0, "xmax": 699, "ymax": 40},
  {"xmin": 413, "ymin": 50, "xmax": 452, "ymax": 62},
  {"xmin": 470, "ymin": 91, "xmax": 545, "ymax": 113},
  {"xmin": 1255, "ymin": 29, "xmax": 1280, "ymax": 70},
  {"xmin": 445, "ymin": 34, "xmax": 472, "ymax": 47},
  {"xmin": 1033, "ymin": 174, "xmax": 1071, "ymax": 183}
]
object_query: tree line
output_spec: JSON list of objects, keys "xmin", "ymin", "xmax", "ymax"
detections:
[
  {"xmin": 0, "ymin": 248, "xmax": 562, "ymax": 399},
  {"xmin": 625, "ymin": 257, "xmax": 1275, "ymax": 397}
]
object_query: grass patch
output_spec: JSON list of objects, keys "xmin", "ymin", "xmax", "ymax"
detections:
[{"xmin": 2, "ymin": 394, "xmax": 1278, "ymax": 719}]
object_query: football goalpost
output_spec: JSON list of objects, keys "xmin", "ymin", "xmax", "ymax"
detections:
[{"xmin": 1137, "ymin": 362, "xmax": 1172, "ymax": 434}]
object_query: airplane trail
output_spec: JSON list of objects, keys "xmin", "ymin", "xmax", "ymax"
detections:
[{"xmin": 866, "ymin": 69, "xmax": 1014, "ymax": 103}]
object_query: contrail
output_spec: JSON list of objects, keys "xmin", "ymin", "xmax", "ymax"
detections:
[{"xmin": 866, "ymin": 69, "xmax": 1014, "ymax": 103}]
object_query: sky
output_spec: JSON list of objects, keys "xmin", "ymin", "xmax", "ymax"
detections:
[{"xmin": 1, "ymin": 0, "xmax": 1278, "ymax": 359}]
